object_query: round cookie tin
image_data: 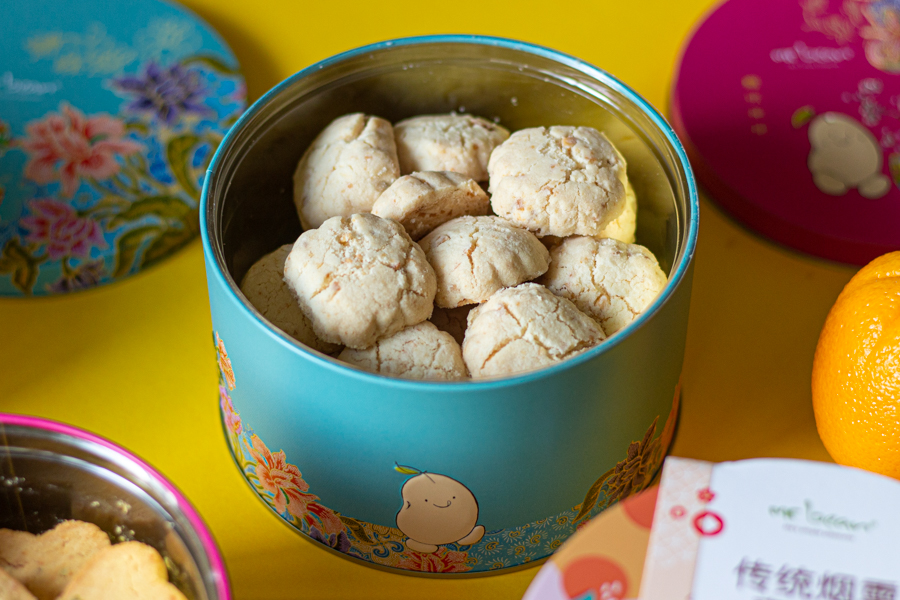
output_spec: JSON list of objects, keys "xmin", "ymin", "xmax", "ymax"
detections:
[
  {"xmin": 672, "ymin": 0, "xmax": 900, "ymax": 264},
  {"xmin": 0, "ymin": 0, "xmax": 245, "ymax": 296},
  {"xmin": 0, "ymin": 413, "xmax": 230, "ymax": 599},
  {"xmin": 202, "ymin": 35, "xmax": 697, "ymax": 575}
]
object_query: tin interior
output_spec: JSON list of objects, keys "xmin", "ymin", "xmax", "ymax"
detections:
[
  {"xmin": 206, "ymin": 40, "xmax": 691, "ymax": 292},
  {"xmin": 0, "ymin": 424, "xmax": 218, "ymax": 600}
]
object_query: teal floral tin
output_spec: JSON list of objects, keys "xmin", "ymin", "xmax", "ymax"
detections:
[
  {"xmin": 0, "ymin": 0, "xmax": 245, "ymax": 296},
  {"xmin": 201, "ymin": 36, "xmax": 698, "ymax": 575}
]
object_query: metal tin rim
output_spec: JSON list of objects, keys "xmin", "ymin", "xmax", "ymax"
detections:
[
  {"xmin": 201, "ymin": 34, "xmax": 700, "ymax": 391},
  {"xmin": 0, "ymin": 413, "xmax": 232, "ymax": 600}
]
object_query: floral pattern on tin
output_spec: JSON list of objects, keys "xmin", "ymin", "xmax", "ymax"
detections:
[
  {"xmin": 801, "ymin": 0, "xmax": 900, "ymax": 72},
  {"xmin": 0, "ymin": 49, "xmax": 244, "ymax": 296},
  {"xmin": 214, "ymin": 333, "xmax": 678, "ymax": 573}
]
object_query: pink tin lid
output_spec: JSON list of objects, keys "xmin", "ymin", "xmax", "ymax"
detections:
[{"xmin": 672, "ymin": 0, "xmax": 900, "ymax": 264}]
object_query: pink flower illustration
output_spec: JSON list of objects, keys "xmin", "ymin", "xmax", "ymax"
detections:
[
  {"xmin": 244, "ymin": 434, "xmax": 343, "ymax": 535},
  {"xmin": 219, "ymin": 386, "xmax": 242, "ymax": 436},
  {"xmin": 697, "ymin": 488, "xmax": 716, "ymax": 503},
  {"xmin": 20, "ymin": 199, "xmax": 106, "ymax": 260},
  {"xmin": 861, "ymin": 3, "xmax": 900, "ymax": 72},
  {"xmin": 394, "ymin": 547, "xmax": 472, "ymax": 573},
  {"xmin": 20, "ymin": 103, "xmax": 142, "ymax": 197}
]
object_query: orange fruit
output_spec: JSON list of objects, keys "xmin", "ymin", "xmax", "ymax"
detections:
[{"xmin": 812, "ymin": 251, "xmax": 900, "ymax": 479}]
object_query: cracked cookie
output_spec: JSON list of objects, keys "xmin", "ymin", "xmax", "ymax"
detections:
[
  {"xmin": 394, "ymin": 114, "xmax": 509, "ymax": 181},
  {"xmin": 240, "ymin": 245, "xmax": 340, "ymax": 354},
  {"xmin": 293, "ymin": 113, "xmax": 400, "ymax": 230},
  {"xmin": 462, "ymin": 283, "xmax": 605, "ymax": 378},
  {"xmin": 418, "ymin": 216, "xmax": 550, "ymax": 308},
  {"xmin": 371, "ymin": 171, "xmax": 490, "ymax": 240},
  {"xmin": 487, "ymin": 126, "xmax": 626, "ymax": 237},
  {"xmin": 338, "ymin": 321, "xmax": 467, "ymax": 380},
  {"xmin": 539, "ymin": 236, "xmax": 667, "ymax": 336},
  {"xmin": 284, "ymin": 213, "xmax": 436, "ymax": 349}
]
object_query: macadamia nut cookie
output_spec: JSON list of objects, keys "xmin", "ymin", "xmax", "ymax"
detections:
[
  {"xmin": 293, "ymin": 113, "xmax": 400, "ymax": 229},
  {"xmin": 598, "ymin": 176, "xmax": 637, "ymax": 243},
  {"xmin": 58, "ymin": 542, "xmax": 187, "ymax": 600},
  {"xmin": 284, "ymin": 213, "xmax": 436, "ymax": 349},
  {"xmin": 240, "ymin": 245, "xmax": 340, "ymax": 354},
  {"xmin": 488, "ymin": 126, "xmax": 626, "ymax": 237},
  {"xmin": 371, "ymin": 171, "xmax": 490, "ymax": 240},
  {"xmin": 394, "ymin": 114, "xmax": 510, "ymax": 181},
  {"xmin": 338, "ymin": 321, "xmax": 467, "ymax": 380},
  {"xmin": 539, "ymin": 236, "xmax": 667, "ymax": 336},
  {"xmin": 418, "ymin": 216, "xmax": 550, "ymax": 308},
  {"xmin": 0, "ymin": 521, "xmax": 111, "ymax": 600},
  {"xmin": 463, "ymin": 283, "xmax": 605, "ymax": 378}
]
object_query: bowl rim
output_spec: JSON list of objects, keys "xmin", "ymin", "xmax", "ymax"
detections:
[
  {"xmin": 0, "ymin": 412, "xmax": 231, "ymax": 600},
  {"xmin": 200, "ymin": 34, "xmax": 700, "ymax": 391}
]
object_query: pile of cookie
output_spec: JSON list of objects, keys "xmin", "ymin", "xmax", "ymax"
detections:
[
  {"xmin": 240, "ymin": 113, "xmax": 667, "ymax": 380},
  {"xmin": 0, "ymin": 520, "xmax": 186, "ymax": 600}
]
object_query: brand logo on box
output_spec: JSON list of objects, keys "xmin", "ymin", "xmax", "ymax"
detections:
[{"xmin": 770, "ymin": 41, "xmax": 855, "ymax": 67}]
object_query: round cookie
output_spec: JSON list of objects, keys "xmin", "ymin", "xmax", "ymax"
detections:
[
  {"xmin": 240, "ymin": 245, "xmax": 340, "ymax": 354},
  {"xmin": 487, "ymin": 126, "xmax": 626, "ymax": 237},
  {"xmin": 418, "ymin": 216, "xmax": 550, "ymax": 308},
  {"xmin": 338, "ymin": 321, "xmax": 467, "ymax": 380},
  {"xmin": 429, "ymin": 305, "xmax": 473, "ymax": 346},
  {"xmin": 394, "ymin": 114, "xmax": 510, "ymax": 181},
  {"xmin": 58, "ymin": 542, "xmax": 186, "ymax": 600},
  {"xmin": 463, "ymin": 283, "xmax": 605, "ymax": 379},
  {"xmin": 539, "ymin": 236, "xmax": 667, "ymax": 336},
  {"xmin": 598, "ymin": 176, "xmax": 637, "ymax": 244},
  {"xmin": 371, "ymin": 171, "xmax": 490, "ymax": 240},
  {"xmin": 284, "ymin": 213, "xmax": 436, "ymax": 349},
  {"xmin": 293, "ymin": 113, "xmax": 400, "ymax": 230}
]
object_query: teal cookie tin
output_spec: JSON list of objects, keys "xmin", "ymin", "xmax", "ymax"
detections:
[
  {"xmin": 0, "ymin": 0, "xmax": 245, "ymax": 296},
  {"xmin": 200, "ymin": 36, "xmax": 698, "ymax": 575}
]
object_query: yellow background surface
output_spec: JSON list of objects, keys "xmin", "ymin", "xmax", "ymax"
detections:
[{"xmin": 0, "ymin": 0, "xmax": 855, "ymax": 598}]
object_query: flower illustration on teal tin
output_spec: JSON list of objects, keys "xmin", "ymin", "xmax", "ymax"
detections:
[
  {"xmin": 112, "ymin": 62, "xmax": 211, "ymax": 125},
  {"xmin": 20, "ymin": 199, "xmax": 107, "ymax": 260},
  {"xmin": 19, "ymin": 104, "xmax": 142, "ymax": 198}
]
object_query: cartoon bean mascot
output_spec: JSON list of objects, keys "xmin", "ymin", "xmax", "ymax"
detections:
[
  {"xmin": 394, "ymin": 464, "xmax": 485, "ymax": 553},
  {"xmin": 806, "ymin": 112, "xmax": 890, "ymax": 199}
]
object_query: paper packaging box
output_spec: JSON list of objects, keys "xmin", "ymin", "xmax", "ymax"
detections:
[{"xmin": 522, "ymin": 457, "xmax": 900, "ymax": 600}]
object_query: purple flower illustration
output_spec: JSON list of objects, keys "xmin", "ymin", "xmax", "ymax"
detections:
[
  {"xmin": 112, "ymin": 62, "xmax": 210, "ymax": 125},
  {"xmin": 48, "ymin": 259, "xmax": 106, "ymax": 293},
  {"xmin": 308, "ymin": 526, "xmax": 351, "ymax": 553}
]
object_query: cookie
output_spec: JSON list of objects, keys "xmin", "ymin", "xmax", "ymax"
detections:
[
  {"xmin": 240, "ymin": 245, "xmax": 340, "ymax": 354},
  {"xmin": 284, "ymin": 213, "xmax": 436, "ymax": 349},
  {"xmin": 0, "ymin": 520, "xmax": 110, "ymax": 600},
  {"xmin": 293, "ymin": 113, "xmax": 400, "ymax": 230},
  {"xmin": 338, "ymin": 321, "xmax": 467, "ymax": 380},
  {"xmin": 394, "ymin": 114, "xmax": 509, "ymax": 181},
  {"xmin": 598, "ymin": 176, "xmax": 637, "ymax": 244},
  {"xmin": 371, "ymin": 171, "xmax": 490, "ymax": 240},
  {"xmin": 58, "ymin": 541, "xmax": 186, "ymax": 600},
  {"xmin": 429, "ymin": 305, "xmax": 473, "ymax": 346},
  {"xmin": 487, "ymin": 126, "xmax": 626, "ymax": 237},
  {"xmin": 0, "ymin": 569, "xmax": 36, "ymax": 600},
  {"xmin": 418, "ymin": 216, "xmax": 550, "ymax": 308},
  {"xmin": 539, "ymin": 236, "xmax": 667, "ymax": 336},
  {"xmin": 463, "ymin": 283, "xmax": 605, "ymax": 378}
]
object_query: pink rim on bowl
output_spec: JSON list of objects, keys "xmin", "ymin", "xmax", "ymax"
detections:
[{"xmin": 0, "ymin": 413, "xmax": 231, "ymax": 600}]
